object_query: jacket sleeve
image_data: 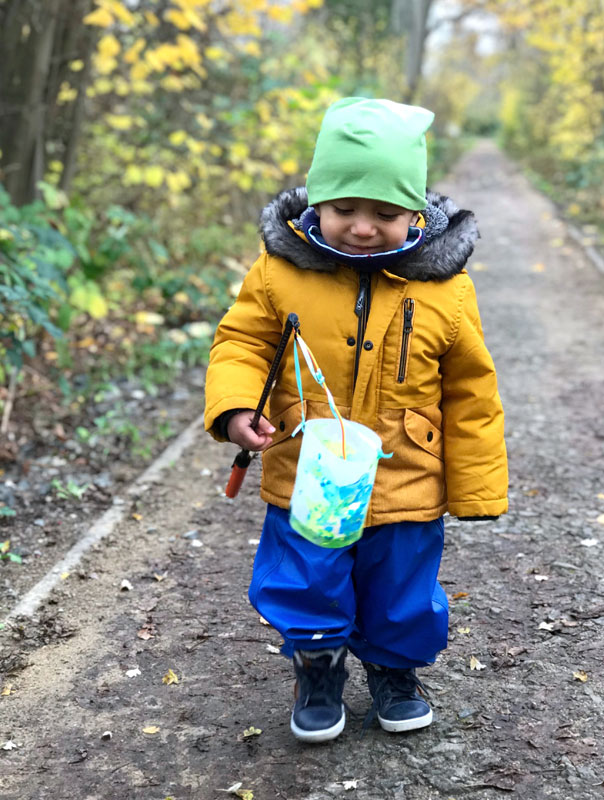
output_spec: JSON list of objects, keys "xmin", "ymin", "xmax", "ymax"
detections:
[
  {"xmin": 204, "ymin": 253, "xmax": 284, "ymax": 441},
  {"xmin": 440, "ymin": 275, "xmax": 508, "ymax": 518}
]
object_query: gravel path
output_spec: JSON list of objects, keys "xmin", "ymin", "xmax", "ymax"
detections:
[{"xmin": 1, "ymin": 141, "xmax": 603, "ymax": 800}]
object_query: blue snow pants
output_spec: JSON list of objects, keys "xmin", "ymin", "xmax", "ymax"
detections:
[{"xmin": 248, "ymin": 504, "xmax": 448, "ymax": 668}]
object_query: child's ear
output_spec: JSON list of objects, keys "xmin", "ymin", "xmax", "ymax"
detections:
[
  {"xmin": 411, "ymin": 211, "xmax": 420, "ymax": 225},
  {"xmin": 314, "ymin": 202, "xmax": 321, "ymax": 216}
]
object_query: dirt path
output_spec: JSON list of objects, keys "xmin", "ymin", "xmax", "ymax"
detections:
[{"xmin": 2, "ymin": 141, "xmax": 604, "ymax": 800}]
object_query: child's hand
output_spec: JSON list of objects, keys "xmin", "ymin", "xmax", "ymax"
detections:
[{"xmin": 227, "ymin": 410, "xmax": 276, "ymax": 451}]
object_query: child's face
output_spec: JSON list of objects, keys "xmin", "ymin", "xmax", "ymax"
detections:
[{"xmin": 315, "ymin": 198, "xmax": 419, "ymax": 255}]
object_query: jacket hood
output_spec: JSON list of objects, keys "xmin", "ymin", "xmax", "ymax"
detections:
[{"xmin": 259, "ymin": 186, "xmax": 479, "ymax": 282}]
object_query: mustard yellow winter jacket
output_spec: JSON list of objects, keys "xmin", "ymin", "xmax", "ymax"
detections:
[{"xmin": 205, "ymin": 188, "xmax": 508, "ymax": 524}]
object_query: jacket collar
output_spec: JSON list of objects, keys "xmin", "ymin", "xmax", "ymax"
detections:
[{"xmin": 259, "ymin": 186, "xmax": 479, "ymax": 282}]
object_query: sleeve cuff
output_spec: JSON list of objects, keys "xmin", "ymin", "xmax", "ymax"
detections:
[{"xmin": 214, "ymin": 408, "xmax": 248, "ymax": 441}]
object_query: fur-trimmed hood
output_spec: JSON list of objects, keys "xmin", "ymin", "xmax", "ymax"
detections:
[{"xmin": 259, "ymin": 187, "xmax": 479, "ymax": 282}]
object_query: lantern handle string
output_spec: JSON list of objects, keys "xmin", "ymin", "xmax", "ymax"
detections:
[{"xmin": 292, "ymin": 331, "xmax": 347, "ymax": 460}]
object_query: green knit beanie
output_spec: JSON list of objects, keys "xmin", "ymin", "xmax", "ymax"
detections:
[{"xmin": 306, "ymin": 97, "xmax": 434, "ymax": 211}]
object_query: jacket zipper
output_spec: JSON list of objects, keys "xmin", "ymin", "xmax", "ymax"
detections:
[
  {"xmin": 397, "ymin": 298, "xmax": 415, "ymax": 383},
  {"xmin": 353, "ymin": 272, "xmax": 371, "ymax": 390}
]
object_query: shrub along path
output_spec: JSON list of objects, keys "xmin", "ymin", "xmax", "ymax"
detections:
[{"xmin": 1, "ymin": 141, "xmax": 604, "ymax": 800}]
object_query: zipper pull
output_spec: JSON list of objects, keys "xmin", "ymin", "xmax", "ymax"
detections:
[
  {"xmin": 355, "ymin": 272, "xmax": 371, "ymax": 317},
  {"xmin": 403, "ymin": 298, "xmax": 415, "ymax": 332}
]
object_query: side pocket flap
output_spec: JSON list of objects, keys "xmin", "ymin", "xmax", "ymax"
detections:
[
  {"xmin": 404, "ymin": 408, "xmax": 443, "ymax": 460},
  {"xmin": 268, "ymin": 400, "xmax": 307, "ymax": 448}
]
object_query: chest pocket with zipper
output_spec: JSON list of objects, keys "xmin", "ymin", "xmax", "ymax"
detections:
[{"xmin": 396, "ymin": 297, "xmax": 415, "ymax": 383}]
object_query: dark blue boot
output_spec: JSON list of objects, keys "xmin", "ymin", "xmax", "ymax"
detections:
[
  {"xmin": 291, "ymin": 647, "xmax": 348, "ymax": 742},
  {"xmin": 364, "ymin": 663, "xmax": 432, "ymax": 733}
]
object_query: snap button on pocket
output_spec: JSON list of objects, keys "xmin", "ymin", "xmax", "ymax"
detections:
[
  {"xmin": 363, "ymin": 340, "xmax": 373, "ymax": 351},
  {"xmin": 427, "ymin": 431, "xmax": 434, "ymax": 442},
  {"xmin": 279, "ymin": 420, "xmax": 286, "ymax": 431},
  {"xmin": 347, "ymin": 336, "xmax": 355, "ymax": 346}
]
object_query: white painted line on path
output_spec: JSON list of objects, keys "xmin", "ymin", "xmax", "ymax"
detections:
[
  {"xmin": 3, "ymin": 413, "xmax": 206, "ymax": 622},
  {"xmin": 567, "ymin": 223, "xmax": 604, "ymax": 277}
]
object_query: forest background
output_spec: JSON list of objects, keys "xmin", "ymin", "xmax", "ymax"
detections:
[{"xmin": 1, "ymin": 0, "xmax": 603, "ymax": 513}]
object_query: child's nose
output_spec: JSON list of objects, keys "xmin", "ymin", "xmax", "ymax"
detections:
[{"xmin": 351, "ymin": 216, "xmax": 376, "ymax": 237}]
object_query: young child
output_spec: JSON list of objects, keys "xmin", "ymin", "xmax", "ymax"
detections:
[{"xmin": 204, "ymin": 97, "xmax": 508, "ymax": 743}]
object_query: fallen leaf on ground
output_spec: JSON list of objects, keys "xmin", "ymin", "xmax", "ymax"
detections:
[
  {"xmin": 470, "ymin": 656, "xmax": 486, "ymax": 671},
  {"xmin": 125, "ymin": 667, "xmax": 141, "ymax": 678},
  {"xmin": 132, "ymin": 513, "xmax": 143, "ymax": 521},
  {"xmin": 137, "ymin": 623, "xmax": 156, "ymax": 640},
  {"xmin": 534, "ymin": 574, "xmax": 549, "ymax": 582},
  {"xmin": 242, "ymin": 727, "xmax": 262, "ymax": 739},
  {"xmin": 597, "ymin": 493, "xmax": 604, "ymax": 501},
  {"xmin": 343, "ymin": 779, "xmax": 359, "ymax": 790},
  {"xmin": 1, "ymin": 683, "xmax": 15, "ymax": 696},
  {"xmin": 258, "ymin": 616, "xmax": 270, "ymax": 626},
  {"xmin": 2, "ymin": 740, "xmax": 17, "ymax": 750},
  {"xmin": 523, "ymin": 488, "xmax": 539, "ymax": 496},
  {"xmin": 538, "ymin": 621, "xmax": 555, "ymax": 631},
  {"xmin": 226, "ymin": 783, "xmax": 254, "ymax": 798},
  {"xmin": 266, "ymin": 644, "xmax": 280, "ymax": 654},
  {"xmin": 573, "ymin": 670, "xmax": 588, "ymax": 682},
  {"xmin": 142, "ymin": 725, "xmax": 160, "ymax": 734},
  {"xmin": 153, "ymin": 572, "xmax": 168, "ymax": 581},
  {"xmin": 453, "ymin": 591, "xmax": 469, "ymax": 600},
  {"xmin": 60, "ymin": 572, "xmax": 70, "ymax": 580},
  {"xmin": 162, "ymin": 668, "xmax": 179, "ymax": 685},
  {"xmin": 457, "ymin": 627, "xmax": 470, "ymax": 634},
  {"xmin": 596, "ymin": 514, "xmax": 604, "ymax": 525}
]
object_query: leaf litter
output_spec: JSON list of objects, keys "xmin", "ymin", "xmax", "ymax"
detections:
[{"xmin": 162, "ymin": 668, "xmax": 179, "ymax": 685}]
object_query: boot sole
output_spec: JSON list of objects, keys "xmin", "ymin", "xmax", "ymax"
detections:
[
  {"xmin": 378, "ymin": 708, "xmax": 433, "ymax": 733},
  {"xmin": 290, "ymin": 709, "xmax": 346, "ymax": 743}
]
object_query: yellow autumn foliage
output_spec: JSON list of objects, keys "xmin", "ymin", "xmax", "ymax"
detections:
[
  {"xmin": 493, "ymin": 0, "xmax": 604, "ymax": 159},
  {"xmin": 57, "ymin": 83, "xmax": 78, "ymax": 104},
  {"xmin": 83, "ymin": 6, "xmax": 114, "ymax": 27},
  {"xmin": 106, "ymin": 114, "xmax": 134, "ymax": 130},
  {"xmin": 98, "ymin": 34, "xmax": 121, "ymax": 58},
  {"xmin": 72, "ymin": 0, "xmax": 359, "ymax": 240},
  {"xmin": 144, "ymin": 166, "xmax": 165, "ymax": 187}
]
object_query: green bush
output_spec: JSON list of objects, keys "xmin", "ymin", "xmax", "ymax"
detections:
[
  {"xmin": 1, "ymin": 181, "xmax": 249, "ymax": 414},
  {"xmin": 0, "ymin": 184, "xmax": 72, "ymax": 373}
]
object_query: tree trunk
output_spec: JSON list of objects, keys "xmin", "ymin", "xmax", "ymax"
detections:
[
  {"xmin": 60, "ymin": 22, "xmax": 96, "ymax": 193},
  {"xmin": 0, "ymin": 0, "xmax": 26, "ymax": 96},
  {"xmin": 0, "ymin": 0, "xmax": 29, "ymax": 185},
  {"xmin": 390, "ymin": 0, "xmax": 434, "ymax": 103},
  {"xmin": 1, "ymin": 0, "xmax": 62, "ymax": 205}
]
